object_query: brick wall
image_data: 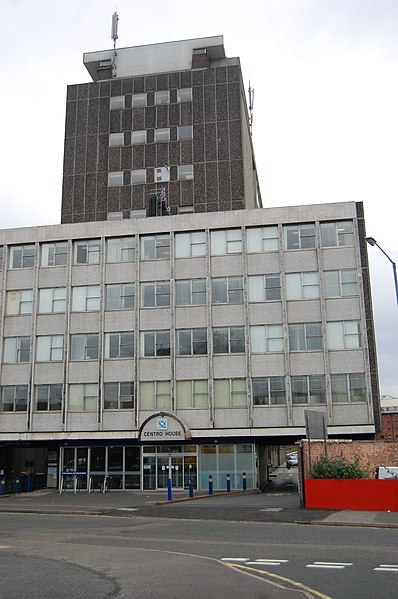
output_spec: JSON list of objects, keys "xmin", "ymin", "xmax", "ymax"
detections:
[{"xmin": 300, "ymin": 440, "xmax": 398, "ymax": 479}]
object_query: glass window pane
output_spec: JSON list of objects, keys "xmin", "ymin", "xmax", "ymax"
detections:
[
  {"xmin": 176, "ymin": 381, "xmax": 192, "ymax": 408},
  {"xmin": 214, "ymin": 380, "xmax": 229, "ymax": 407}
]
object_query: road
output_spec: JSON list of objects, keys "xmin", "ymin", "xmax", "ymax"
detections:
[{"xmin": 1, "ymin": 511, "xmax": 398, "ymax": 599}]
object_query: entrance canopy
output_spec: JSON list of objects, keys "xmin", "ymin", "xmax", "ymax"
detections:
[{"xmin": 139, "ymin": 413, "xmax": 191, "ymax": 442}]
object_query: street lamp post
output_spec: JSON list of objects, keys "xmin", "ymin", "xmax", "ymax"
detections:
[{"xmin": 365, "ymin": 237, "xmax": 398, "ymax": 308}]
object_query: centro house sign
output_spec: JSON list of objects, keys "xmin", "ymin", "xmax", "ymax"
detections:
[{"xmin": 139, "ymin": 414, "xmax": 191, "ymax": 441}]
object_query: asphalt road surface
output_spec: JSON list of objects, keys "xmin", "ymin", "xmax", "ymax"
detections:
[{"xmin": 1, "ymin": 511, "xmax": 398, "ymax": 599}]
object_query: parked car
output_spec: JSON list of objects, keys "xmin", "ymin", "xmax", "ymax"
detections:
[{"xmin": 286, "ymin": 452, "xmax": 298, "ymax": 469}]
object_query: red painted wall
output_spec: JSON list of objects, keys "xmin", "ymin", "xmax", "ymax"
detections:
[{"xmin": 305, "ymin": 479, "xmax": 398, "ymax": 511}]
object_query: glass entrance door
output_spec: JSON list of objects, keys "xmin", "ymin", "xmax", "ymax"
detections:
[{"xmin": 157, "ymin": 456, "xmax": 183, "ymax": 489}]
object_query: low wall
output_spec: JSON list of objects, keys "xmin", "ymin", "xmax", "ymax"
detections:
[
  {"xmin": 304, "ymin": 479, "xmax": 398, "ymax": 511},
  {"xmin": 300, "ymin": 440, "xmax": 398, "ymax": 479}
]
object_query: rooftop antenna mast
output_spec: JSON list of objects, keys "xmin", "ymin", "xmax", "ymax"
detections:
[
  {"xmin": 248, "ymin": 82, "xmax": 254, "ymax": 135},
  {"xmin": 111, "ymin": 10, "xmax": 119, "ymax": 77}
]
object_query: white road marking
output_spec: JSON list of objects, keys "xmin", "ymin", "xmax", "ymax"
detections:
[
  {"xmin": 117, "ymin": 508, "xmax": 138, "ymax": 511},
  {"xmin": 306, "ymin": 562, "xmax": 353, "ymax": 570},
  {"xmin": 374, "ymin": 564, "xmax": 398, "ymax": 572},
  {"xmin": 221, "ymin": 558, "xmax": 249, "ymax": 562},
  {"xmin": 0, "ymin": 546, "xmax": 10, "ymax": 550}
]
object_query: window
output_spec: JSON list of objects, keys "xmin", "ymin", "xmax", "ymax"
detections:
[
  {"xmin": 320, "ymin": 221, "xmax": 353, "ymax": 247},
  {"xmin": 324, "ymin": 269, "xmax": 358, "ymax": 297},
  {"xmin": 74, "ymin": 239, "xmax": 101, "ymax": 265},
  {"xmin": 178, "ymin": 205, "xmax": 194, "ymax": 214},
  {"xmin": 141, "ymin": 330, "xmax": 170, "ymax": 357},
  {"xmin": 284, "ymin": 224, "xmax": 316, "ymax": 250},
  {"xmin": 327, "ymin": 321, "xmax": 362, "ymax": 349},
  {"xmin": 154, "ymin": 166, "xmax": 170, "ymax": 182},
  {"xmin": 9, "ymin": 245, "xmax": 35, "ymax": 269},
  {"xmin": 212, "ymin": 276, "xmax": 243, "ymax": 304},
  {"xmin": 36, "ymin": 335, "xmax": 64, "ymax": 361},
  {"xmin": 141, "ymin": 234, "xmax": 170, "ymax": 260},
  {"xmin": 35, "ymin": 384, "xmax": 62, "ymax": 411},
  {"xmin": 155, "ymin": 90, "xmax": 170, "ymax": 105},
  {"xmin": 286, "ymin": 272, "xmax": 320, "ymax": 300},
  {"xmin": 214, "ymin": 379, "xmax": 247, "ymax": 407},
  {"xmin": 40, "ymin": 242, "xmax": 68, "ymax": 267},
  {"xmin": 141, "ymin": 281, "xmax": 170, "ymax": 308},
  {"xmin": 289, "ymin": 323, "xmax": 322, "ymax": 351},
  {"xmin": 70, "ymin": 334, "xmax": 99, "ymax": 360},
  {"xmin": 176, "ymin": 380, "xmax": 208, "ymax": 408},
  {"xmin": 177, "ymin": 125, "xmax": 193, "ymax": 140},
  {"xmin": 108, "ymin": 171, "xmax": 124, "ymax": 187},
  {"xmin": 38, "ymin": 287, "xmax": 66, "ymax": 313},
  {"xmin": 131, "ymin": 169, "xmax": 146, "ymax": 184},
  {"xmin": 110, "ymin": 96, "xmax": 125, "ymax": 110},
  {"xmin": 154, "ymin": 128, "xmax": 170, "ymax": 143},
  {"xmin": 105, "ymin": 284, "xmax": 135, "ymax": 310},
  {"xmin": 131, "ymin": 130, "xmax": 146, "ymax": 145},
  {"xmin": 177, "ymin": 88, "xmax": 192, "ymax": 103},
  {"xmin": 248, "ymin": 275, "xmax": 281, "ymax": 302},
  {"xmin": 104, "ymin": 382, "xmax": 134, "ymax": 409},
  {"xmin": 247, "ymin": 226, "xmax": 279, "ymax": 252},
  {"xmin": 107, "ymin": 237, "xmax": 135, "ymax": 262},
  {"xmin": 252, "ymin": 377, "xmax": 286, "ymax": 405},
  {"xmin": 177, "ymin": 329, "xmax": 207, "ymax": 355},
  {"xmin": 211, "ymin": 229, "xmax": 242, "ymax": 255},
  {"xmin": 6, "ymin": 289, "xmax": 33, "ymax": 315},
  {"xmin": 0, "ymin": 246, "xmax": 3, "ymax": 269},
  {"xmin": 109, "ymin": 133, "xmax": 124, "ymax": 147},
  {"xmin": 131, "ymin": 93, "xmax": 147, "ymax": 107},
  {"xmin": 105, "ymin": 332, "xmax": 134, "ymax": 359},
  {"xmin": 178, "ymin": 164, "xmax": 193, "ymax": 180},
  {"xmin": 72, "ymin": 286, "xmax": 100, "ymax": 311},
  {"xmin": 175, "ymin": 231, "xmax": 206, "ymax": 258},
  {"xmin": 140, "ymin": 381, "xmax": 171, "ymax": 410},
  {"xmin": 3, "ymin": 337, "xmax": 30, "ymax": 363},
  {"xmin": 250, "ymin": 325, "xmax": 284, "ymax": 352},
  {"xmin": 175, "ymin": 279, "xmax": 206, "ymax": 305},
  {"xmin": 130, "ymin": 209, "xmax": 146, "ymax": 219},
  {"xmin": 1, "ymin": 385, "xmax": 28, "ymax": 412},
  {"xmin": 331, "ymin": 373, "xmax": 367, "ymax": 403},
  {"xmin": 68, "ymin": 383, "xmax": 98, "ymax": 412},
  {"xmin": 107, "ymin": 211, "xmax": 123, "ymax": 221},
  {"xmin": 213, "ymin": 326, "xmax": 245, "ymax": 354},
  {"xmin": 291, "ymin": 375, "xmax": 326, "ymax": 404}
]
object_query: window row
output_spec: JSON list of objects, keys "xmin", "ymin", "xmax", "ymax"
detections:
[
  {"xmin": 0, "ymin": 373, "xmax": 367, "ymax": 413},
  {"xmin": 4, "ymin": 270, "xmax": 359, "ymax": 316},
  {"xmin": 109, "ymin": 125, "xmax": 193, "ymax": 148},
  {"xmin": 2, "ymin": 321, "xmax": 363, "ymax": 363},
  {"xmin": 108, "ymin": 164, "xmax": 193, "ymax": 187},
  {"xmin": 1, "ymin": 220, "xmax": 355, "ymax": 270},
  {"xmin": 109, "ymin": 88, "xmax": 192, "ymax": 111}
]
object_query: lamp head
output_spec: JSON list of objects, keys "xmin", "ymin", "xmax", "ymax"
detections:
[{"xmin": 365, "ymin": 237, "xmax": 377, "ymax": 246}]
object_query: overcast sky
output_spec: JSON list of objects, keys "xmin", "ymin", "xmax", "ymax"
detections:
[{"xmin": 0, "ymin": 0, "xmax": 397, "ymax": 395}]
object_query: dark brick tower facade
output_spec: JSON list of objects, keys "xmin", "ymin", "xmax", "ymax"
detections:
[{"xmin": 61, "ymin": 36, "xmax": 261, "ymax": 223}]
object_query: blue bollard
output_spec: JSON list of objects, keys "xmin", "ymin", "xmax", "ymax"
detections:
[
  {"xmin": 227, "ymin": 473, "xmax": 231, "ymax": 493},
  {"xmin": 208, "ymin": 475, "xmax": 213, "ymax": 495},
  {"xmin": 0, "ymin": 476, "xmax": 5, "ymax": 496},
  {"xmin": 243, "ymin": 472, "xmax": 247, "ymax": 491},
  {"xmin": 14, "ymin": 477, "xmax": 20, "ymax": 495},
  {"xmin": 188, "ymin": 477, "xmax": 193, "ymax": 498},
  {"xmin": 27, "ymin": 475, "xmax": 32, "ymax": 493},
  {"xmin": 167, "ymin": 476, "xmax": 172, "ymax": 501}
]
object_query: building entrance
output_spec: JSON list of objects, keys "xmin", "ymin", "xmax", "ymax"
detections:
[{"xmin": 142, "ymin": 448, "xmax": 197, "ymax": 491}]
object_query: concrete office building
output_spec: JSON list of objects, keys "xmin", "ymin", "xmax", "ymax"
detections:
[{"xmin": 0, "ymin": 36, "xmax": 379, "ymax": 492}]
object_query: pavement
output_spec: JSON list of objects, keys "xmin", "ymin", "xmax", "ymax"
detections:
[{"xmin": 1, "ymin": 467, "xmax": 398, "ymax": 529}]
